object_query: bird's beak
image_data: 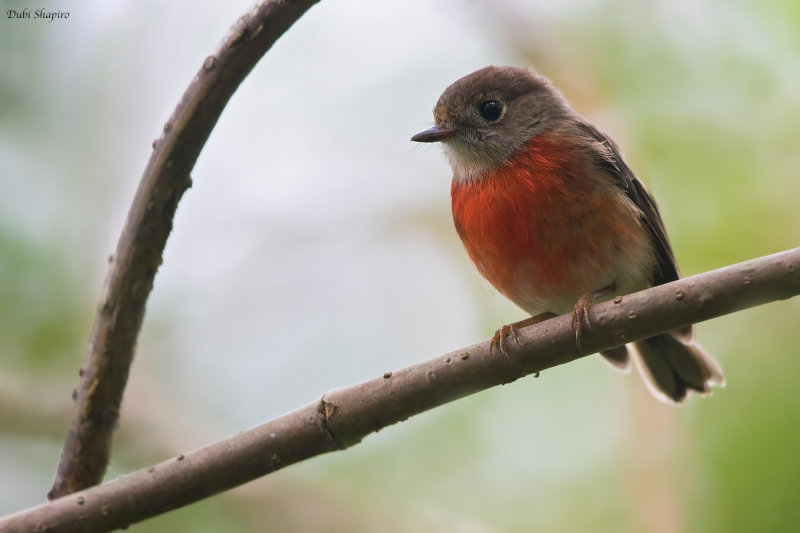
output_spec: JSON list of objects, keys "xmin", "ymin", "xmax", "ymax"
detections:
[{"xmin": 411, "ymin": 125, "xmax": 457, "ymax": 143}]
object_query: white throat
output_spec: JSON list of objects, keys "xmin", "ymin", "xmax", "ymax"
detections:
[{"xmin": 443, "ymin": 144, "xmax": 498, "ymax": 185}]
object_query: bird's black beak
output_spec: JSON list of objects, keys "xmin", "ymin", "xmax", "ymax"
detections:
[{"xmin": 411, "ymin": 125, "xmax": 457, "ymax": 143}]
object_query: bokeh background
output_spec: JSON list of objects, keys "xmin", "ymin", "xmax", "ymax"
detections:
[{"xmin": 2, "ymin": 0, "xmax": 799, "ymax": 531}]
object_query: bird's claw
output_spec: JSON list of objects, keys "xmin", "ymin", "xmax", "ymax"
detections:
[
  {"xmin": 491, "ymin": 323, "xmax": 519, "ymax": 358},
  {"xmin": 490, "ymin": 313, "xmax": 557, "ymax": 358},
  {"xmin": 571, "ymin": 294, "xmax": 594, "ymax": 354}
]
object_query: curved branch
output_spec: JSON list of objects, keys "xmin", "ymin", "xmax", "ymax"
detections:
[
  {"xmin": 48, "ymin": 0, "xmax": 321, "ymax": 499},
  {"xmin": 5, "ymin": 248, "xmax": 799, "ymax": 532}
]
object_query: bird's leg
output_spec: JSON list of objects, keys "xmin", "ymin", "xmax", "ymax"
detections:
[
  {"xmin": 491, "ymin": 312, "xmax": 557, "ymax": 357},
  {"xmin": 572, "ymin": 284, "xmax": 616, "ymax": 353}
]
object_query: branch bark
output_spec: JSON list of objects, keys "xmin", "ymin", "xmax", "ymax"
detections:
[
  {"xmin": 48, "ymin": 0, "xmax": 321, "ymax": 499},
  {"xmin": 4, "ymin": 248, "xmax": 799, "ymax": 533}
]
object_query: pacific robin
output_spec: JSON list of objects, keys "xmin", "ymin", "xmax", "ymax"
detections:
[{"xmin": 412, "ymin": 66, "xmax": 724, "ymax": 403}]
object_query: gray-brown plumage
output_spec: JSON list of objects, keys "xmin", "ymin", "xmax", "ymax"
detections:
[{"xmin": 413, "ymin": 66, "xmax": 724, "ymax": 402}]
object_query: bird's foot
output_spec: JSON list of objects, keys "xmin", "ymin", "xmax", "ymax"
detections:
[
  {"xmin": 571, "ymin": 284, "xmax": 616, "ymax": 353},
  {"xmin": 490, "ymin": 313, "xmax": 556, "ymax": 358},
  {"xmin": 571, "ymin": 294, "xmax": 594, "ymax": 354},
  {"xmin": 491, "ymin": 324, "xmax": 518, "ymax": 359}
]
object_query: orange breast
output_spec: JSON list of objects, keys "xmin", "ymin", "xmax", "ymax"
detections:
[{"xmin": 451, "ymin": 134, "xmax": 654, "ymax": 315}]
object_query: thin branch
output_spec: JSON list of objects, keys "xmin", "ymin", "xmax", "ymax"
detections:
[
  {"xmin": 48, "ymin": 0, "xmax": 321, "ymax": 499},
  {"xmin": 4, "ymin": 248, "xmax": 798, "ymax": 533}
]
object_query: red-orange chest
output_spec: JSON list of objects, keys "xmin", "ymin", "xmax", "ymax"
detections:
[{"xmin": 450, "ymin": 136, "xmax": 651, "ymax": 313}]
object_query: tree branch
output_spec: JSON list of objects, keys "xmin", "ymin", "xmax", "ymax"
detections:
[
  {"xmin": 48, "ymin": 0, "xmax": 321, "ymax": 499},
  {"xmin": 4, "ymin": 248, "xmax": 798, "ymax": 532}
]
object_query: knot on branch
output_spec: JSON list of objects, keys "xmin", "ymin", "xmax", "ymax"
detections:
[{"xmin": 319, "ymin": 396, "xmax": 346, "ymax": 450}]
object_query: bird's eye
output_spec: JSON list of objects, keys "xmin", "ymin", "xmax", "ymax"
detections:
[{"xmin": 479, "ymin": 100, "xmax": 503, "ymax": 121}]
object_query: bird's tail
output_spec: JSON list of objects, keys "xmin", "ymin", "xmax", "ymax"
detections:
[
  {"xmin": 629, "ymin": 326, "xmax": 725, "ymax": 403},
  {"xmin": 599, "ymin": 325, "xmax": 724, "ymax": 403}
]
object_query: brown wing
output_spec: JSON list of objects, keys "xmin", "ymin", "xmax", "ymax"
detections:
[
  {"xmin": 574, "ymin": 123, "xmax": 722, "ymax": 400},
  {"xmin": 576, "ymin": 121, "xmax": 680, "ymax": 286}
]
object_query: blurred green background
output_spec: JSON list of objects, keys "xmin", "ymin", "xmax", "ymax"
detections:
[{"xmin": 1, "ymin": 0, "xmax": 799, "ymax": 531}]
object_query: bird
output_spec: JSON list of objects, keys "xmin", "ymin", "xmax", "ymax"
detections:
[{"xmin": 411, "ymin": 65, "xmax": 724, "ymax": 403}]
